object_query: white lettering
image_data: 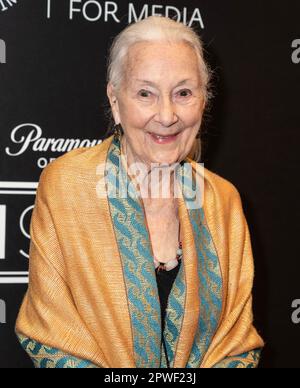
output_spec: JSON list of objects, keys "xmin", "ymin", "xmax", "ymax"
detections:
[
  {"xmin": 0, "ymin": 0, "xmax": 18, "ymax": 11},
  {"xmin": 188, "ymin": 8, "xmax": 204, "ymax": 28},
  {"xmin": 104, "ymin": 372, "xmax": 139, "ymax": 386},
  {"xmin": 37, "ymin": 157, "xmax": 48, "ymax": 169},
  {"xmin": 20, "ymin": 205, "xmax": 33, "ymax": 240},
  {"xmin": 0, "ymin": 39, "xmax": 6, "ymax": 63},
  {"xmin": 6, "ymin": 124, "xmax": 42, "ymax": 156},
  {"xmin": 151, "ymin": 5, "xmax": 163, "ymax": 17},
  {"xmin": 128, "ymin": 3, "xmax": 204, "ymax": 28},
  {"xmin": 19, "ymin": 205, "xmax": 32, "ymax": 259},
  {"xmin": 83, "ymin": 0, "xmax": 102, "ymax": 22},
  {"xmin": 128, "ymin": 3, "xmax": 148, "ymax": 23},
  {"xmin": 69, "ymin": 0, "xmax": 119, "ymax": 22},
  {"xmin": 0, "ymin": 300, "xmax": 6, "ymax": 324},
  {"xmin": 46, "ymin": 2, "xmax": 204, "ymax": 28},
  {"xmin": 47, "ymin": 0, "xmax": 51, "ymax": 19},
  {"xmin": 70, "ymin": 0, "xmax": 82, "ymax": 20},
  {"xmin": 60, "ymin": 138, "xmax": 81, "ymax": 151},
  {"xmin": 5, "ymin": 123, "xmax": 102, "ymax": 156},
  {"xmin": 165, "ymin": 6, "xmax": 181, "ymax": 22},
  {"xmin": 291, "ymin": 39, "xmax": 300, "ymax": 64},
  {"xmin": 182, "ymin": 7, "xmax": 187, "ymax": 25},
  {"xmin": 0, "ymin": 206, "xmax": 6, "ymax": 260},
  {"xmin": 0, "ymin": 0, "xmax": 8, "ymax": 11},
  {"xmin": 104, "ymin": 1, "xmax": 119, "ymax": 23},
  {"xmin": 0, "ymin": 0, "xmax": 17, "ymax": 11},
  {"xmin": 5, "ymin": 0, "xmax": 17, "ymax": 6},
  {"xmin": 292, "ymin": 299, "xmax": 300, "ymax": 324}
]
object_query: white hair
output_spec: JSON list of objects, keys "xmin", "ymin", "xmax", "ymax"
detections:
[{"xmin": 106, "ymin": 16, "xmax": 214, "ymax": 161}]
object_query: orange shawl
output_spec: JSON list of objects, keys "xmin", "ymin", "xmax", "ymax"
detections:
[{"xmin": 15, "ymin": 135, "xmax": 264, "ymax": 368}]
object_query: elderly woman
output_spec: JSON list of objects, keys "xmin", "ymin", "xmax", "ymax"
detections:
[{"xmin": 15, "ymin": 16, "xmax": 264, "ymax": 368}]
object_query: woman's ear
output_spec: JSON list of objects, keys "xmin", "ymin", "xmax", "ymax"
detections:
[
  {"xmin": 201, "ymin": 93, "xmax": 206, "ymax": 112},
  {"xmin": 107, "ymin": 82, "xmax": 121, "ymax": 125}
]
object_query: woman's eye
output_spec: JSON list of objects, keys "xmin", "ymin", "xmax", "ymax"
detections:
[
  {"xmin": 177, "ymin": 89, "xmax": 192, "ymax": 98},
  {"xmin": 138, "ymin": 89, "xmax": 152, "ymax": 98}
]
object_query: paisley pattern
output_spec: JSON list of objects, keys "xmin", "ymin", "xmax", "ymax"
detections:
[
  {"xmin": 17, "ymin": 333, "xmax": 98, "ymax": 368},
  {"xmin": 213, "ymin": 349, "xmax": 261, "ymax": 368},
  {"xmin": 162, "ymin": 256, "xmax": 186, "ymax": 367},
  {"xmin": 176, "ymin": 162, "xmax": 223, "ymax": 368},
  {"xmin": 187, "ymin": 206, "xmax": 223, "ymax": 367},
  {"xmin": 106, "ymin": 137, "xmax": 162, "ymax": 367}
]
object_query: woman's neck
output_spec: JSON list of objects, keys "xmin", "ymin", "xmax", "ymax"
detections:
[{"xmin": 120, "ymin": 135, "xmax": 177, "ymax": 203}]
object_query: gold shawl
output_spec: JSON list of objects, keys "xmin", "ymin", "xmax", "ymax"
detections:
[{"xmin": 15, "ymin": 135, "xmax": 264, "ymax": 368}]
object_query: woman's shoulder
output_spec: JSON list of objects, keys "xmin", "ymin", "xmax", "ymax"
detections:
[
  {"xmin": 47, "ymin": 136, "xmax": 112, "ymax": 170},
  {"xmin": 201, "ymin": 166, "xmax": 245, "ymax": 217},
  {"xmin": 187, "ymin": 160, "xmax": 244, "ymax": 212},
  {"xmin": 187, "ymin": 156, "xmax": 241, "ymax": 201},
  {"xmin": 190, "ymin": 165, "xmax": 249, "ymax": 241},
  {"xmin": 36, "ymin": 136, "xmax": 113, "ymax": 192}
]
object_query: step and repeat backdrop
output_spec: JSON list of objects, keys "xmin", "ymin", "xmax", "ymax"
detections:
[{"xmin": 0, "ymin": 0, "xmax": 300, "ymax": 368}]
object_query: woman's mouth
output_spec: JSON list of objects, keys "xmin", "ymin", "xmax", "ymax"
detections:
[{"xmin": 148, "ymin": 131, "xmax": 180, "ymax": 144}]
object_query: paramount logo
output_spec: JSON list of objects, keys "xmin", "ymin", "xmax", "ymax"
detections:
[
  {"xmin": 5, "ymin": 123, "xmax": 102, "ymax": 157},
  {"xmin": 0, "ymin": 0, "xmax": 18, "ymax": 12}
]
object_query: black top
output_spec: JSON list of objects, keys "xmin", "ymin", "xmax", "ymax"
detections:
[{"xmin": 155, "ymin": 260, "xmax": 181, "ymax": 331}]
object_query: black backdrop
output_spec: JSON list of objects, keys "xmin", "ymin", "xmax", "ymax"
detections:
[{"xmin": 0, "ymin": 0, "xmax": 300, "ymax": 368}]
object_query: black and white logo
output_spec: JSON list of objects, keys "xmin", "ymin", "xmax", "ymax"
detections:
[{"xmin": 0, "ymin": 182, "xmax": 38, "ymax": 285}]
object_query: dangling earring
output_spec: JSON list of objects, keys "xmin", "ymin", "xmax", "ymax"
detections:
[{"xmin": 113, "ymin": 124, "xmax": 122, "ymax": 141}]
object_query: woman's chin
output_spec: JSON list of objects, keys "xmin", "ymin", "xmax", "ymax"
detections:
[{"xmin": 150, "ymin": 153, "xmax": 181, "ymax": 166}]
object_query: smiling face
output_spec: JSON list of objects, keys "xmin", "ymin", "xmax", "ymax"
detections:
[{"xmin": 107, "ymin": 41, "xmax": 206, "ymax": 167}]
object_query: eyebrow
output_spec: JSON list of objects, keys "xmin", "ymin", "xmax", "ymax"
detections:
[{"xmin": 135, "ymin": 78, "xmax": 195, "ymax": 87}]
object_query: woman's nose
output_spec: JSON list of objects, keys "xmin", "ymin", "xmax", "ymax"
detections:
[{"xmin": 154, "ymin": 96, "xmax": 178, "ymax": 127}]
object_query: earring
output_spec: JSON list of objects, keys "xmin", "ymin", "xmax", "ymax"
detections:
[{"xmin": 113, "ymin": 124, "xmax": 122, "ymax": 141}]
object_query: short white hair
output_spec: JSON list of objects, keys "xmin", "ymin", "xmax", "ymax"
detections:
[{"xmin": 107, "ymin": 15, "xmax": 212, "ymax": 104}]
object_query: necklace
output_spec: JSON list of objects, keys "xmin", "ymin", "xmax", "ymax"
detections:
[{"xmin": 154, "ymin": 222, "xmax": 183, "ymax": 272}]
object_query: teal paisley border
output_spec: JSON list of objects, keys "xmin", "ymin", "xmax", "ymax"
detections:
[
  {"xmin": 105, "ymin": 137, "xmax": 162, "ymax": 368},
  {"xmin": 17, "ymin": 333, "xmax": 98, "ymax": 368},
  {"xmin": 213, "ymin": 349, "xmax": 262, "ymax": 368},
  {"xmin": 162, "ymin": 254, "xmax": 186, "ymax": 367},
  {"xmin": 175, "ymin": 162, "xmax": 223, "ymax": 368}
]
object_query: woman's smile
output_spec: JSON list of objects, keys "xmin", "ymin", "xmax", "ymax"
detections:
[{"xmin": 147, "ymin": 131, "xmax": 181, "ymax": 144}]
